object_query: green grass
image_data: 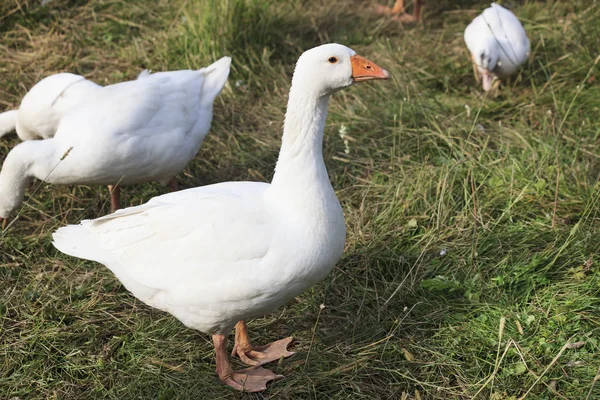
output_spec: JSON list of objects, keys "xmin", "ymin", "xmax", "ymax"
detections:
[{"xmin": 1, "ymin": 0, "xmax": 600, "ymax": 398}]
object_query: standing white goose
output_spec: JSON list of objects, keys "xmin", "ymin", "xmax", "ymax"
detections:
[
  {"xmin": 52, "ymin": 43, "xmax": 389, "ymax": 392},
  {"xmin": 0, "ymin": 57, "xmax": 231, "ymax": 221},
  {"xmin": 0, "ymin": 73, "xmax": 100, "ymax": 140},
  {"xmin": 464, "ymin": 3, "xmax": 530, "ymax": 91}
]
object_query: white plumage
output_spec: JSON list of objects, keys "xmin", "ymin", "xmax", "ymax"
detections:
[
  {"xmin": 0, "ymin": 57, "xmax": 231, "ymax": 218},
  {"xmin": 464, "ymin": 3, "xmax": 530, "ymax": 91},
  {"xmin": 53, "ymin": 179, "xmax": 343, "ymax": 332},
  {"xmin": 0, "ymin": 73, "xmax": 100, "ymax": 140},
  {"xmin": 52, "ymin": 43, "xmax": 390, "ymax": 392}
]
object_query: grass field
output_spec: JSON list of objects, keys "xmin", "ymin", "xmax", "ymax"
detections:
[{"xmin": 1, "ymin": 0, "xmax": 599, "ymax": 398}]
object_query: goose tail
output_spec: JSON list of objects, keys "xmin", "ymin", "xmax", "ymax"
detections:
[
  {"xmin": 52, "ymin": 223, "xmax": 100, "ymax": 262},
  {"xmin": 199, "ymin": 56, "xmax": 232, "ymax": 107},
  {"xmin": 137, "ymin": 69, "xmax": 152, "ymax": 79}
]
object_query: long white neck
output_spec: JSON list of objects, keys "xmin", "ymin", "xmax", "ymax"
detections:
[
  {"xmin": 0, "ymin": 146, "xmax": 33, "ymax": 218},
  {"xmin": 0, "ymin": 140, "xmax": 56, "ymax": 218},
  {"xmin": 269, "ymin": 84, "xmax": 334, "ymax": 204},
  {"xmin": 267, "ymin": 79, "xmax": 346, "ymax": 263}
]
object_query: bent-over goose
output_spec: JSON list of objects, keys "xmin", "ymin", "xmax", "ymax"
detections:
[
  {"xmin": 464, "ymin": 3, "xmax": 530, "ymax": 91},
  {"xmin": 0, "ymin": 57, "xmax": 231, "ymax": 221}
]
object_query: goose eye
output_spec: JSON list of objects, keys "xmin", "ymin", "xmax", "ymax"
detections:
[{"xmin": 328, "ymin": 57, "xmax": 338, "ymax": 64}]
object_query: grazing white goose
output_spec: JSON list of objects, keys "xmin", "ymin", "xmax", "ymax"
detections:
[
  {"xmin": 0, "ymin": 73, "xmax": 101, "ymax": 140},
  {"xmin": 464, "ymin": 3, "xmax": 530, "ymax": 91},
  {"xmin": 52, "ymin": 43, "xmax": 389, "ymax": 392},
  {"xmin": 0, "ymin": 57, "xmax": 231, "ymax": 221}
]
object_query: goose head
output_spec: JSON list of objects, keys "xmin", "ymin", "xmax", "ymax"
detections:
[
  {"xmin": 474, "ymin": 44, "xmax": 499, "ymax": 91},
  {"xmin": 291, "ymin": 43, "xmax": 390, "ymax": 97}
]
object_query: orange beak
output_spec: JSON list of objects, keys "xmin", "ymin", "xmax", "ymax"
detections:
[{"xmin": 350, "ymin": 54, "xmax": 390, "ymax": 82}]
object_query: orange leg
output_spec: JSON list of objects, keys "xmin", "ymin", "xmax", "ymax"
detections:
[
  {"xmin": 213, "ymin": 333, "xmax": 282, "ymax": 392},
  {"xmin": 108, "ymin": 185, "xmax": 121, "ymax": 212},
  {"xmin": 391, "ymin": 0, "xmax": 406, "ymax": 14},
  {"xmin": 387, "ymin": 0, "xmax": 421, "ymax": 23},
  {"xmin": 231, "ymin": 321, "xmax": 294, "ymax": 366}
]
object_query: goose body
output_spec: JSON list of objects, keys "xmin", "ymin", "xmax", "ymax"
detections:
[
  {"xmin": 54, "ymin": 179, "xmax": 345, "ymax": 333},
  {"xmin": 0, "ymin": 73, "xmax": 101, "ymax": 140},
  {"xmin": 464, "ymin": 3, "xmax": 530, "ymax": 91},
  {"xmin": 53, "ymin": 44, "xmax": 390, "ymax": 392},
  {"xmin": 0, "ymin": 57, "xmax": 231, "ymax": 219}
]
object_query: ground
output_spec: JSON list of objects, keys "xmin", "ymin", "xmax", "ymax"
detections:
[{"xmin": 0, "ymin": 0, "xmax": 599, "ymax": 399}]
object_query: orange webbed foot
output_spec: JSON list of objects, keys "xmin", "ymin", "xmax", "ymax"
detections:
[
  {"xmin": 232, "ymin": 336, "xmax": 295, "ymax": 366},
  {"xmin": 221, "ymin": 366, "xmax": 283, "ymax": 392}
]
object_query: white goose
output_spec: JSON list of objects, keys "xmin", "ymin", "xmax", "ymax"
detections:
[
  {"xmin": 0, "ymin": 73, "xmax": 100, "ymax": 140},
  {"xmin": 52, "ymin": 43, "xmax": 389, "ymax": 392},
  {"xmin": 0, "ymin": 57, "xmax": 231, "ymax": 221},
  {"xmin": 464, "ymin": 3, "xmax": 530, "ymax": 91}
]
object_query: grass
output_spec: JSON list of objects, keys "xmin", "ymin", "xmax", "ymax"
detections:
[{"xmin": 1, "ymin": 0, "xmax": 599, "ymax": 398}]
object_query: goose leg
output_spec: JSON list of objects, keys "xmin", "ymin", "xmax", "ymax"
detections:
[
  {"xmin": 213, "ymin": 334, "xmax": 282, "ymax": 392},
  {"xmin": 231, "ymin": 320, "xmax": 294, "ymax": 366},
  {"xmin": 373, "ymin": 0, "xmax": 421, "ymax": 22},
  {"xmin": 413, "ymin": 0, "xmax": 422, "ymax": 20},
  {"xmin": 374, "ymin": 0, "xmax": 402, "ymax": 16},
  {"xmin": 392, "ymin": 0, "xmax": 420, "ymax": 23},
  {"xmin": 108, "ymin": 185, "xmax": 121, "ymax": 212},
  {"xmin": 167, "ymin": 178, "xmax": 179, "ymax": 192},
  {"xmin": 391, "ymin": 0, "xmax": 406, "ymax": 14}
]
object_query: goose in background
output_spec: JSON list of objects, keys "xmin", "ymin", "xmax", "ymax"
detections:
[
  {"xmin": 464, "ymin": 3, "xmax": 530, "ymax": 91},
  {"xmin": 0, "ymin": 57, "xmax": 231, "ymax": 221}
]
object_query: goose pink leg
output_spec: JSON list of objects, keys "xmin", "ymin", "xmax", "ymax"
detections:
[
  {"xmin": 108, "ymin": 185, "xmax": 121, "ymax": 212},
  {"xmin": 231, "ymin": 320, "xmax": 294, "ymax": 366},
  {"xmin": 167, "ymin": 178, "xmax": 179, "ymax": 192},
  {"xmin": 213, "ymin": 333, "xmax": 282, "ymax": 392},
  {"xmin": 374, "ymin": 0, "xmax": 421, "ymax": 23}
]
